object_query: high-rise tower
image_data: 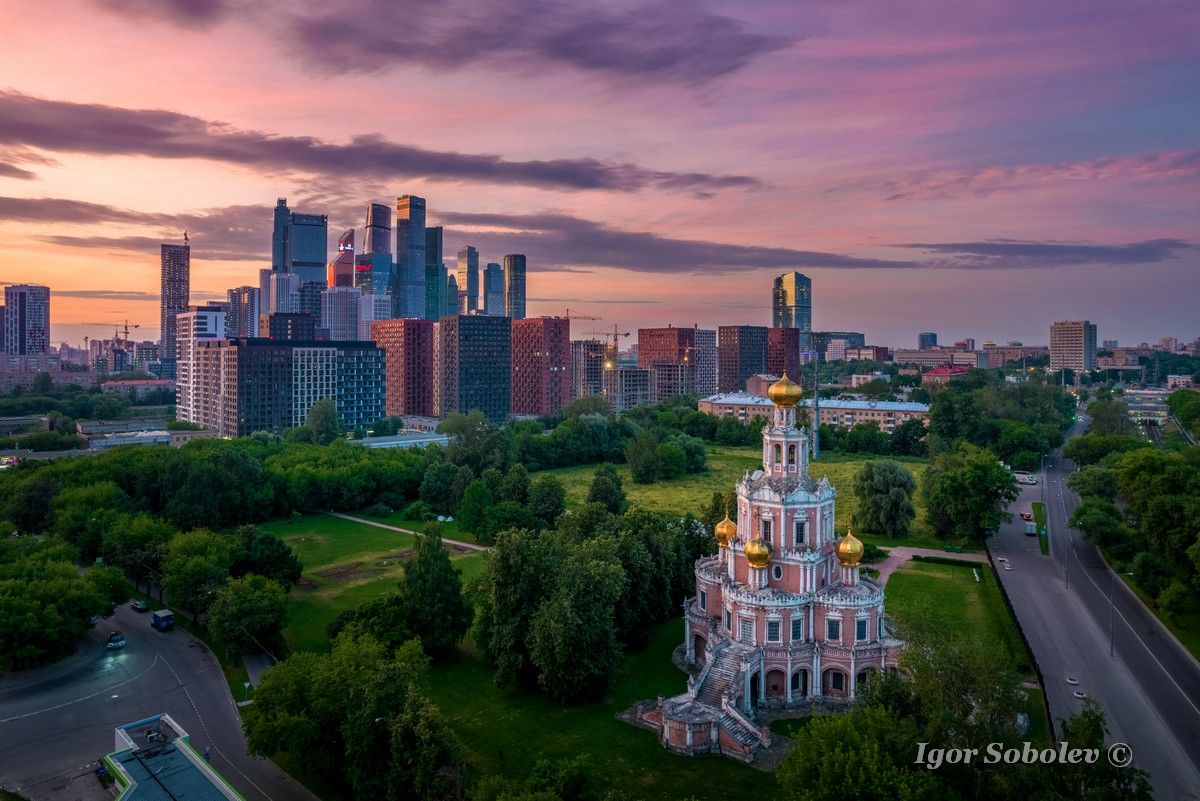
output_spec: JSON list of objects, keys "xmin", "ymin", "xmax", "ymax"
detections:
[
  {"xmin": 772, "ymin": 272, "xmax": 812, "ymax": 343},
  {"xmin": 483, "ymin": 262, "xmax": 505, "ymax": 316},
  {"xmin": 504, "ymin": 254, "xmax": 526, "ymax": 320},
  {"xmin": 2, "ymin": 284, "xmax": 50, "ymax": 356},
  {"xmin": 159, "ymin": 241, "xmax": 190, "ymax": 377},
  {"xmin": 364, "ymin": 202, "xmax": 392, "ymax": 256},
  {"xmin": 395, "ymin": 195, "xmax": 426, "ymax": 318},
  {"xmin": 328, "ymin": 229, "xmax": 355, "ymax": 287},
  {"xmin": 457, "ymin": 246, "xmax": 479, "ymax": 313},
  {"xmin": 424, "ymin": 226, "xmax": 445, "ymax": 321}
]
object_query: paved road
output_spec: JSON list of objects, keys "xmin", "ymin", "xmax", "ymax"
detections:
[
  {"xmin": 325, "ymin": 511, "xmax": 493, "ymax": 551},
  {"xmin": 0, "ymin": 604, "xmax": 317, "ymax": 801},
  {"xmin": 989, "ymin": 416, "xmax": 1200, "ymax": 801}
]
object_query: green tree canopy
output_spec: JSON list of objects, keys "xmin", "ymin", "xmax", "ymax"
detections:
[
  {"xmin": 207, "ymin": 574, "xmax": 288, "ymax": 659},
  {"xmin": 923, "ymin": 442, "xmax": 1019, "ymax": 544},
  {"xmin": 852, "ymin": 460, "xmax": 917, "ymax": 540}
]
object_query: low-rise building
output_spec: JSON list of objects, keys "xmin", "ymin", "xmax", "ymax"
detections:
[
  {"xmin": 100, "ymin": 379, "xmax": 176, "ymax": 399},
  {"xmin": 698, "ymin": 392, "xmax": 928, "ymax": 431},
  {"xmin": 893, "ymin": 349, "xmax": 988, "ymax": 369},
  {"xmin": 105, "ymin": 714, "xmax": 243, "ymax": 800},
  {"xmin": 921, "ymin": 365, "xmax": 972, "ymax": 385}
]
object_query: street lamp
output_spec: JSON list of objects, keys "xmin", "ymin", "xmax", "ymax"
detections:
[{"xmin": 1109, "ymin": 571, "xmax": 1135, "ymax": 658}]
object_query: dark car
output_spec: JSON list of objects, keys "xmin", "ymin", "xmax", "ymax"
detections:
[
  {"xmin": 1020, "ymin": 512, "xmax": 1033, "ymax": 521},
  {"xmin": 106, "ymin": 631, "xmax": 127, "ymax": 649},
  {"xmin": 129, "ymin": 600, "xmax": 148, "ymax": 612}
]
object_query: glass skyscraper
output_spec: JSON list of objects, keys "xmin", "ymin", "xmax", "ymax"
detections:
[
  {"xmin": 394, "ymin": 195, "xmax": 426, "ymax": 318},
  {"xmin": 271, "ymin": 198, "xmax": 289, "ymax": 272},
  {"xmin": 271, "ymin": 198, "xmax": 329, "ymax": 284},
  {"xmin": 483, "ymin": 262, "xmax": 505, "ymax": 316},
  {"xmin": 328, "ymin": 229, "xmax": 355, "ymax": 287},
  {"xmin": 424, "ymin": 225, "xmax": 445, "ymax": 321},
  {"xmin": 457, "ymin": 246, "xmax": 479, "ymax": 313},
  {"xmin": 504, "ymin": 254, "xmax": 526, "ymax": 320},
  {"xmin": 364, "ymin": 202, "xmax": 392, "ymax": 255},
  {"xmin": 772, "ymin": 272, "xmax": 812, "ymax": 334}
]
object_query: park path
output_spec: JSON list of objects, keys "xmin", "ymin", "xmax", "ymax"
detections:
[
  {"xmin": 872, "ymin": 546, "xmax": 987, "ymax": 585},
  {"xmin": 324, "ymin": 511, "xmax": 493, "ymax": 553}
]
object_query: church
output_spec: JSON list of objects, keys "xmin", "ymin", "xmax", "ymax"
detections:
[{"xmin": 640, "ymin": 372, "xmax": 903, "ymax": 761}]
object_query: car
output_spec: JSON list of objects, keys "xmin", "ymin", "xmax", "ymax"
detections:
[
  {"xmin": 129, "ymin": 600, "xmax": 148, "ymax": 612},
  {"xmin": 1003, "ymin": 564, "xmax": 1014, "ymax": 571},
  {"xmin": 106, "ymin": 631, "xmax": 127, "ymax": 649},
  {"xmin": 1020, "ymin": 512, "xmax": 1033, "ymax": 521}
]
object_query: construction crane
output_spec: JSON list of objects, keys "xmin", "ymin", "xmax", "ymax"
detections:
[
  {"xmin": 562, "ymin": 308, "xmax": 601, "ymax": 321},
  {"xmin": 585, "ymin": 324, "xmax": 631, "ymax": 366},
  {"xmin": 83, "ymin": 319, "xmax": 141, "ymax": 346}
]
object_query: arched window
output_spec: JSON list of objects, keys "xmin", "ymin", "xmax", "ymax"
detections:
[
  {"xmin": 773, "ymin": 443, "xmax": 782, "ymax": 464},
  {"xmin": 787, "ymin": 444, "xmax": 796, "ymax": 466}
]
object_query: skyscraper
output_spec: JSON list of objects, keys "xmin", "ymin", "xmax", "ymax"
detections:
[
  {"xmin": 271, "ymin": 198, "xmax": 289, "ymax": 272},
  {"xmin": 424, "ymin": 226, "xmax": 445, "ymax": 321},
  {"xmin": 287, "ymin": 212, "xmax": 329, "ymax": 285},
  {"xmin": 321, "ymin": 286, "xmax": 364, "ymax": 341},
  {"xmin": 483, "ymin": 262, "xmax": 505, "ymax": 316},
  {"xmin": 444, "ymin": 274, "xmax": 459, "ymax": 318},
  {"xmin": 364, "ymin": 202, "xmax": 392, "ymax": 256},
  {"xmin": 917, "ymin": 332, "xmax": 938, "ymax": 350},
  {"xmin": 175, "ymin": 304, "xmax": 225, "ymax": 423},
  {"xmin": 772, "ymin": 272, "xmax": 812, "ymax": 336},
  {"xmin": 512, "ymin": 317, "xmax": 571, "ymax": 416},
  {"xmin": 394, "ymin": 195, "xmax": 426, "ymax": 318},
  {"xmin": 457, "ymin": 246, "xmax": 479, "ymax": 313},
  {"xmin": 504, "ymin": 254, "xmax": 527, "ymax": 320},
  {"xmin": 2, "ymin": 283, "xmax": 50, "ymax": 356},
  {"xmin": 225, "ymin": 286, "xmax": 260, "ymax": 339},
  {"xmin": 693, "ymin": 328, "xmax": 718, "ymax": 397},
  {"xmin": 160, "ymin": 242, "xmax": 190, "ymax": 377},
  {"xmin": 718, "ymin": 325, "xmax": 768, "ymax": 392},
  {"xmin": 298, "ymin": 281, "xmax": 325, "ymax": 337},
  {"xmin": 439, "ymin": 315, "xmax": 511, "ymax": 423},
  {"xmin": 267, "ymin": 271, "xmax": 301, "ymax": 314},
  {"xmin": 1050, "ymin": 320, "xmax": 1098, "ymax": 371},
  {"xmin": 328, "ymin": 229, "xmax": 355, "ymax": 287},
  {"xmin": 371, "ymin": 318, "xmax": 435, "ymax": 417}
]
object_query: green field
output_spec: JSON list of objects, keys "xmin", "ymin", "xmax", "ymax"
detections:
[
  {"xmin": 544, "ymin": 446, "xmax": 950, "ymax": 549},
  {"xmin": 423, "ymin": 621, "xmax": 772, "ymax": 800},
  {"xmin": 265, "ymin": 514, "xmax": 486, "ymax": 653},
  {"xmin": 885, "ymin": 559, "xmax": 1048, "ymax": 741}
]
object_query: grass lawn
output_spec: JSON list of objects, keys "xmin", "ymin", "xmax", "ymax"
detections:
[
  {"xmin": 424, "ymin": 620, "xmax": 773, "ymax": 800},
  {"xmin": 1032, "ymin": 502, "xmax": 1049, "ymax": 555},
  {"xmin": 270, "ymin": 514, "xmax": 487, "ymax": 653},
  {"xmin": 543, "ymin": 446, "xmax": 956, "ymax": 550}
]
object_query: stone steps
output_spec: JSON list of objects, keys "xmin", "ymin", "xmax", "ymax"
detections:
[{"xmin": 718, "ymin": 713, "xmax": 760, "ymax": 746}]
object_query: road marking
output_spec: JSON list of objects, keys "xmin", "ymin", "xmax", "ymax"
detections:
[{"xmin": 0, "ymin": 656, "xmax": 161, "ymax": 723}]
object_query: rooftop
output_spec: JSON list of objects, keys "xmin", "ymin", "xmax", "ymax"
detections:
[{"xmin": 108, "ymin": 715, "xmax": 242, "ymax": 801}]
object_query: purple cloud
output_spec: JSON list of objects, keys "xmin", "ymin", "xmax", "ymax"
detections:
[
  {"xmin": 898, "ymin": 239, "xmax": 1196, "ymax": 267},
  {"xmin": 0, "ymin": 91, "xmax": 760, "ymax": 194}
]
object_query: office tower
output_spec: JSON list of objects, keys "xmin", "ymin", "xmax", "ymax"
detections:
[
  {"xmin": 602, "ymin": 366, "xmax": 656, "ymax": 412},
  {"xmin": 772, "ymin": 272, "xmax": 812, "ymax": 333},
  {"xmin": 159, "ymin": 243, "xmax": 190, "ymax": 377},
  {"xmin": 287, "ymin": 212, "xmax": 329, "ymax": 284},
  {"xmin": 354, "ymin": 252, "xmax": 393, "ymax": 299},
  {"xmin": 424, "ymin": 226, "xmax": 445, "ymax": 321},
  {"xmin": 328, "ymin": 229, "xmax": 355, "ymax": 287},
  {"xmin": 258, "ymin": 269, "xmax": 272, "ymax": 318},
  {"xmin": 439, "ymin": 315, "xmax": 511, "ymax": 423},
  {"xmin": 364, "ymin": 202, "xmax": 392, "ymax": 255},
  {"xmin": 444, "ymin": 275, "xmax": 459, "ymax": 318},
  {"xmin": 457, "ymin": 246, "xmax": 479, "ymax": 313},
  {"xmin": 917, "ymin": 332, "xmax": 938, "ymax": 350},
  {"xmin": 693, "ymin": 328, "xmax": 717, "ymax": 397},
  {"xmin": 484, "ymin": 262, "xmax": 505, "ymax": 316},
  {"xmin": 175, "ymin": 304, "xmax": 226, "ymax": 423},
  {"xmin": 767, "ymin": 327, "xmax": 801, "ymax": 378},
  {"xmin": 271, "ymin": 198, "xmax": 289, "ymax": 271},
  {"xmin": 371, "ymin": 318, "xmax": 435, "ymax": 417},
  {"xmin": 717, "ymin": 325, "xmax": 768, "ymax": 392},
  {"xmin": 638, "ymin": 326, "xmax": 696, "ymax": 400},
  {"xmin": 1050, "ymin": 320, "xmax": 1098, "ymax": 371},
  {"xmin": 267, "ymin": 271, "xmax": 301, "ymax": 314},
  {"xmin": 192, "ymin": 338, "xmax": 384, "ymax": 436},
  {"xmin": 299, "ymin": 281, "xmax": 325, "ymax": 337},
  {"xmin": 570, "ymin": 339, "xmax": 605, "ymax": 398},
  {"xmin": 504, "ymin": 254, "xmax": 527, "ymax": 320},
  {"xmin": 3, "ymin": 284, "xmax": 50, "ymax": 355},
  {"xmin": 394, "ymin": 195, "xmax": 426, "ymax": 318},
  {"xmin": 264, "ymin": 312, "xmax": 316, "ymax": 341},
  {"xmin": 322, "ymin": 286, "xmax": 364, "ymax": 342},
  {"xmin": 225, "ymin": 286, "xmax": 260, "ymax": 338},
  {"xmin": 512, "ymin": 317, "xmax": 570, "ymax": 416}
]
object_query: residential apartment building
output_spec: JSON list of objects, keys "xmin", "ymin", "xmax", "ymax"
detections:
[
  {"xmin": 439, "ymin": 315, "xmax": 511, "ymax": 423},
  {"xmin": 639, "ymin": 326, "xmax": 696, "ymax": 400},
  {"xmin": 767, "ymin": 327, "xmax": 801, "ymax": 378},
  {"xmin": 1049, "ymin": 320, "xmax": 1098, "ymax": 371},
  {"xmin": 3, "ymin": 283, "xmax": 50, "ymax": 356},
  {"xmin": 892, "ymin": 349, "xmax": 989, "ymax": 369},
  {"xmin": 175, "ymin": 305, "xmax": 226, "ymax": 423},
  {"xmin": 602, "ymin": 366, "xmax": 656, "ymax": 412},
  {"xmin": 371, "ymin": 318, "xmax": 435, "ymax": 417},
  {"xmin": 512, "ymin": 317, "xmax": 571, "ymax": 416},
  {"xmin": 718, "ymin": 325, "xmax": 768, "ymax": 392},
  {"xmin": 570, "ymin": 339, "xmax": 605, "ymax": 398},
  {"xmin": 698, "ymin": 393, "xmax": 928, "ymax": 431},
  {"xmin": 693, "ymin": 328, "xmax": 718, "ymax": 398}
]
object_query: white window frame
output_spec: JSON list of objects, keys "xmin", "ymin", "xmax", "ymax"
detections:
[
  {"xmin": 766, "ymin": 620, "xmax": 781, "ymax": 642},
  {"xmin": 699, "ymin": 589, "xmax": 707, "ymax": 611},
  {"xmin": 738, "ymin": 617, "xmax": 755, "ymax": 645},
  {"xmin": 856, "ymin": 617, "xmax": 868, "ymax": 642},
  {"xmin": 826, "ymin": 617, "xmax": 841, "ymax": 642},
  {"xmin": 771, "ymin": 564, "xmax": 783, "ymax": 581},
  {"xmin": 791, "ymin": 617, "xmax": 804, "ymax": 642}
]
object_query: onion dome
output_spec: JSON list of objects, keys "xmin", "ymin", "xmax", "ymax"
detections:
[
  {"xmin": 836, "ymin": 526, "xmax": 864, "ymax": 567},
  {"xmin": 745, "ymin": 536, "xmax": 771, "ymax": 569},
  {"xmin": 714, "ymin": 514, "xmax": 737, "ymax": 547},
  {"xmin": 767, "ymin": 371, "xmax": 803, "ymax": 407}
]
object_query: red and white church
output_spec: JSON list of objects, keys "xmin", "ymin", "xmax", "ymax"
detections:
[{"xmin": 640, "ymin": 372, "xmax": 903, "ymax": 761}]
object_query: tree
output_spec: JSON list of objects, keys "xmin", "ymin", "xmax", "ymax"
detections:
[
  {"xmin": 161, "ymin": 529, "xmax": 235, "ymax": 619},
  {"xmin": 420, "ymin": 461, "xmax": 464, "ymax": 515},
  {"xmin": 1067, "ymin": 466, "xmax": 1119, "ymax": 501},
  {"xmin": 586, "ymin": 464, "xmax": 627, "ymax": 514},
  {"xmin": 655, "ymin": 440, "xmax": 686, "ymax": 480},
  {"xmin": 844, "ymin": 421, "xmax": 891, "ymax": 455},
  {"xmin": 528, "ymin": 474, "xmax": 567, "ymax": 526},
  {"xmin": 207, "ymin": 575, "xmax": 288, "ymax": 659},
  {"xmin": 483, "ymin": 501, "xmax": 535, "ymax": 541},
  {"xmin": 1040, "ymin": 699, "xmax": 1153, "ymax": 801},
  {"xmin": 498, "ymin": 463, "xmax": 531, "ymax": 504},
  {"xmin": 889, "ymin": 418, "xmax": 928, "ymax": 457},
  {"xmin": 384, "ymin": 693, "xmax": 465, "ymax": 801},
  {"xmin": 852, "ymin": 461, "xmax": 917, "ymax": 540},
  {"xmin": 625, "ymin": 432, "xmax": 662, "ymax": 484},
  {"xmin": 923, "ymin": 442, "xmax": 1019, "ymax": 544},
  {"xmin": 397, "ymin": 533, "xmax": 473, "ymax": 659},
  {"xmin": 456, "ymin": 480, "xmax": 493, "ymax": 538},
  {"xmin": 305, "ymin": 398, "xmax": 343, "ymax": 445},
  {"xmin": 231, "ymin": 526, "xmax": 303, "ymax": 590},
  {"xmin": 1068, "ymin": 498, "xmax": 1129, "ymax": 549}
]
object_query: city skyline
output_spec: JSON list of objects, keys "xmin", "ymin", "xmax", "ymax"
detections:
[{"xmin": 1, "ymin": 0, "xmax": 1197, "ymax": 345}]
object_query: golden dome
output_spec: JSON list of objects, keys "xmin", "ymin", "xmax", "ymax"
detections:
[
  {"xmin": 714, "ymin": 514, "xmax": 737, "ymax": 547},
  {"xmin": 836, "ymin": 527, "xmax": 864, "ymax": 567},
  {"xmin": 745, "ymin": 536, "xmax": 771, "ymax": 569},
  {"xmin": 767, "ymin": 371, "xmax": 803, "ymax": 407}
]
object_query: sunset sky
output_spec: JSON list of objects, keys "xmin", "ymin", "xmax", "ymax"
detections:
[{"xmin": 1, "ymin": 0, "xmax": 1197, "ymax": 348}]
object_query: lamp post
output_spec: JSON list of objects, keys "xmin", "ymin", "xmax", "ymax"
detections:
[{"xmin": 1109, "ymin": 571, "xmax": 1134, "ymax": 657}]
